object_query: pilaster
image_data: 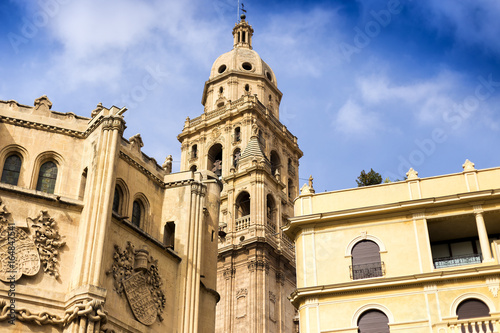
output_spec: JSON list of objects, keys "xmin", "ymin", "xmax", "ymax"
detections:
[{"xmin": 70, "ymin": 109, "xmax": 126, "ymax": 291}]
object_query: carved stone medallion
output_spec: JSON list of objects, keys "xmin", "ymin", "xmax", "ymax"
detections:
[
  {"xmin": 0, "ymin": 227, "xmax": 40, "ymax": 282},
  {"xmin": 123, "ymin": 272, "xmax": 158, "ymax": 326},
  {"xmin": 106, "ymin": 241, "xmax": 166, "ymax": 325},
  {"xmin": 0, "ymin": 201, "xmax": 65, "ymax": 282}
]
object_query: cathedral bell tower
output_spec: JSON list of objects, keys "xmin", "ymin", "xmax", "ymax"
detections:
[{"xmin": 178, "ymin": 14, "xmax": 302, "ymax": 333}]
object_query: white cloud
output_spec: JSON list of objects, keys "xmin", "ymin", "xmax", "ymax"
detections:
[
  {"xmin": 30, "ymin": 0, "xmax": 225, "ymax": 90},
  {"xmin": 258, "ymin": 6, "xmax": 345, "ymax": 78},
  {"xmin": 357, "ymin": 70, "xmax": 463, "ymax": 124},
  {"xmin": 419, "ymin": 0, "xmax": 500, "ymax": 54},
  {"xmin": 334, "ymin": 98, "xmax": 384, "ymax": 135}
]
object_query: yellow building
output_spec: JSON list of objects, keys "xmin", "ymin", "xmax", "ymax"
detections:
[
  {"xmin": 286, "ymin": 163, "xmax": 500, "ymax": 332},
  {"xmin": 0, "ymin": 95, "xmax": 221, "ymax": 332}
]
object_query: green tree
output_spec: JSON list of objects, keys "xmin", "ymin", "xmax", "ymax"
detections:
[{"xmin": 356, "ymin": 169, "xmax": 382, "ymax": 187}]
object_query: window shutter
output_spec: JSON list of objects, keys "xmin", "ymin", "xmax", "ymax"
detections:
[
  {"xmin": 352, "ymin": 240, "xmax": 380, "ymax": 265},
  {"xmin": 457, "ymin": 299, "xmax": 490, "ymax": 319},
  {"xmin": 358, "ymin": 310, "xmax": 390, "ymax": 333}
]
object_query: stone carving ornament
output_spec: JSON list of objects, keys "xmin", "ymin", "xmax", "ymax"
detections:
[
  {"xmin": 0, "ymin": 298, "xmax": 109, "ymax": 331},
  {"xmin": 106, "ymin": 241, "xmax": 166, "ymax": 325},
  {"xmin": 29, "ymin": 210, "xmax": 66, "ymax": 278},
  {"xmin": 0, "ymin": 199, "xmax": 65, "ymax": 282}
]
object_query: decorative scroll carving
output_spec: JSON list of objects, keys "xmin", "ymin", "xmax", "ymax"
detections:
[
  {"xmin": 29, "ymin": 210, "xmax": 66, "ymax": 279},
  {"xmin": 275, "ymin": 272, "xmax": 285, "ymax": 285},
  {"xmin": 106, "ymin": 242, "xmax": 166, "ymax": 325},
  {"xmin": 248, "ymin": 259, "xmax": 269, "ymax": 272},
  {"xmin": 0, "ymin": 298, "xmax": 108, "ymax": 330},
  {"xmin": 236, "ymin": 288, "xmax": 248, "ymax": 298},
  {"xmin": 0, "ymin": 204, "xmax": 65, "ymax": 282},
  {"xmin": 223, "ymin": 267, "xmax": 236, "ymax": 280},
  {"xmin": 487, "ymin": 277, "xmax": 500, "ymax": 297}
]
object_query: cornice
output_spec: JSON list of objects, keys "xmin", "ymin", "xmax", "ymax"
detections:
[
  {"xmin": 178, "ymin": 95, "xmax": 303, "ymax": 156},
  {"xmin": 286, "ymin": 189, "xmax": 500, "ymax": 234},
  {"xmin": 0, "ymin": 113, "xmax": 125, "ymax": 139},
  {"xmin": 0, "ymin": 115, "xmax": 86, "ymax": 138},
  {"xmin": 289, "ymin": 265, "xmax": 500, "ymax": 307}
]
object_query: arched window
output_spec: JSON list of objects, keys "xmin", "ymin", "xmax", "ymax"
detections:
[
  {"xmin": 270, "ymin": 151, "xmax": 281, "ymax": 176},
  {"xmin": 235, "ymin": 192, "xmax": 250, "ymax": 218},
  {"xmin": 132, "ymin": 200, "xmax": 143, "ymax": 227},
  {"xmin": 207, "ymin": 144, "xmax": 223, "ymax": 177},
  {"xmin": 1, "ymin": 154, "xmax": 22, "ymax": 186},
  {"xmin": 457, "ymin": 299, "xmax": 490, "ymax": 319},
  {"xmin": 357, "ymin": 310, "xmax": 390, "ymax": 333},
  {"xmin": 351, "ymin": 240, "xmax": 383, "ymax": 280},
  {"xmin": 258, "ymin": 129, "xmax": 265, "ymax": 147},
  {"xmin": 112, "ymin": 186, "xmax": 122, "ymax": 214},
  {"xmin": 191, "ymin": 144, "xmax": 198, "ymax": 159},
  {"xmin": 78, "ymin": 168, "xmax": 88, "ymax": 200},
  {"xmin": 288, "ymin": 179, "xmax": 294, "ymax": 200},
  {"xmin": 36, "ymin": 161, "xmax": 58, "ymax": 194},
  {"xmin": 266, "ymin": 194, "xmax": 276, "ymax": 231},
  {"xmin": 233, "ymin": 148, "xmax": 241, "ymax": 168},
  {"xmin": 190, "ymin": 165, "xmax": 198, "ymax": 172},
  {"xmin": 234, "ymin": 127, "xmax": 241, "ymax": 142}
]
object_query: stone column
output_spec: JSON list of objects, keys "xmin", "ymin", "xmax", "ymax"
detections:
[{"xmin": 474, "ymin": 205, "xmax": 492, "ymax": 262}]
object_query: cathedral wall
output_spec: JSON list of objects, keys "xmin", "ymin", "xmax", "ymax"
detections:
[
  {"xmin": 101, "ymin": 218, "xmax": 180, "ymax": 333},
  {"xmin": 0, "ymin": 122, "xmax": 89, "ymax": 200},
  {"xmin": 0, "ymin": 190, "xmax": 81, "ymax": 312},
  {"xmin": 114, "ymin": 157, "xmax": 165, "ymax": 239}
]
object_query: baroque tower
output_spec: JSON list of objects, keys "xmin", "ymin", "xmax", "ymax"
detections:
[{"xmin": 178, "ymin": 15, "xmax": 302, "ymax": 332}]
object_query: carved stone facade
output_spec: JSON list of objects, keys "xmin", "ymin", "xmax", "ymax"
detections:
[
  {"xmin": 0, "ymin": 96, "xmax": 221, "ymax": 332},
  {"xmin": 178, "ymin": 15, "xmax": 302, "ymax": 333}
]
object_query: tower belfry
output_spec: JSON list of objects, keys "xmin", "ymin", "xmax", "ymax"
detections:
[
  {"xmin": 178, "ymin": 15, "xmax": 302, "ymax": 332},
  {"xmin": 233, "ymin": 14, "xmax": 254, "ymax": 49}
]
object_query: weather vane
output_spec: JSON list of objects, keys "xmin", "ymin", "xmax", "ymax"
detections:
[{"xmin": 238, "ymin": 1, "xmax": 247, "ymax": 20}]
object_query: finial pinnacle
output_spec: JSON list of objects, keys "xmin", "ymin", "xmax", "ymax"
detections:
[{"xmin": 239, "ymin": 2, "xmax": 247, "ymax": 21}]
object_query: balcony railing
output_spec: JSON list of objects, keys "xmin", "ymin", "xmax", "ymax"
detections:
[
  {"xmin": 350, "ymin": 262, "xmax": 385, "ymax": 280},
  {"xmin": 433, "ymin": 254, "xmax": 482, "ymax": 269},
  {"xmin": 447, "ymin": 317, "xmax": 499, "ymax": 332},
  {"xmin": 235, "ymin": 215, "xmax": 251, "ymax": 231},
  {"xmin": 266, "ymin": 218, "xmax": 276, "ymax": 234}
]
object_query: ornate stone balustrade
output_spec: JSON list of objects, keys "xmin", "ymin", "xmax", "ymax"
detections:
[
  {"xmin": 235, "ymin": 215, "xmax": 251, "ymax": 231},
  {"xmin": 266, "ymin": 219, "xmax": 276, "ymax": 234},
  {"xmin": 447, "ymin": 317, "xmax": 500, "ymax": 332}
]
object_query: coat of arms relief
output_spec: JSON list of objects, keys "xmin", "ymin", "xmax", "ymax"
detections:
[
  {"xmin": 0, "ymin": 198, "xmax": 65, "ymax": 282},
  {"xmin": 106, "ymin": 241, "xmax": 166, "ymax": 326}
]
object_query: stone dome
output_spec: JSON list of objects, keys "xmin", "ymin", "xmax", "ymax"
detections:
[{"xmin": 208, "ymin": 47, "xmax": 278, "ymax": 87}]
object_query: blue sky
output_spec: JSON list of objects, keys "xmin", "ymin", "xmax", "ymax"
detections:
[{"xmin": 1, "ymin": 0, "xmax": 500, "ymax": 192}]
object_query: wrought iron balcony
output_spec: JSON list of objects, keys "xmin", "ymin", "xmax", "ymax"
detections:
[
  {"xmin": 433, "ymin": 254, "xmax": 482, "ymax": 269},
  {"xmin": 350, "ymin": 262, "xmax": 385, "ymax": 280}
]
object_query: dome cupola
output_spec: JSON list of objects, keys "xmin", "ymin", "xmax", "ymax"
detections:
[{"xmin": 201, "ymin": 15, "xmax": 283, "ymax": 117}]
